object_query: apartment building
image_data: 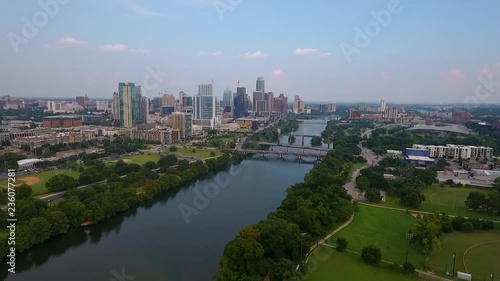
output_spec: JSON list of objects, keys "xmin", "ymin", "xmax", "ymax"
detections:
[{"xmin": 412, "ymin": 144, "xmax": 494, "ymax": 160}]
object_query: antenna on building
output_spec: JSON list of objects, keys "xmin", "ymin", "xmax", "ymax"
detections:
[{"xmin": 238, "ymin": 81, "xmax": 240, "ymax": 87}]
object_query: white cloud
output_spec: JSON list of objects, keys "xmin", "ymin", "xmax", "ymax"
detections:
[
  {"xmin": 100, "ymin": 44, "xmax": 148, "ymax": 54},
  {"xmin": 294, "ymin": 48, "xmax": 319, "ymax": 56},
  {"xmin": 272, "ymin": 69, "xmax": 285, "ymax": 77},
  {"xmin": 119, "ymin": 0, "xmax": 165, "ymax": 17},
  {"xmin": 319, "ymin": 52, "xmax": 332, "ymax": 57},
  {"xmin": 198, "ymin": 51, "xmax": 223, "ymax": 56},
  {"xmin": 239, "ymin": 51, "xmax": 268, "ymax": 59},
  {"xmin": 100, "ymin": 44, "xmax": 128, "ymax": 52},
  {"xmin": 44, "ymin": 37, "xmax": 88, "ymax": 49},
  {"xmin": 381, "ymin": 72, "xmax": 390, "ymax": 81}
]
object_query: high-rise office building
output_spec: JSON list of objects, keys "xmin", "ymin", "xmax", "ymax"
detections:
[
  {"xmin": 233, "ymin": 93, "xmax": 249, "ymax": 119},
  {"xmin": 193, "ymin": 95, "xmax": 217, "ymax": 128},
  {"xmin": 172, "ymin": 112, "xmax": 186, "ymax": 139},
  {"xmin": 112, "ymin": 92, "xmax": 120, "ymax": 120},
  {"xmin": 293, "ymin": 95, "xmax": 305, "ymax": 114},
  {"xmin": 256, "ymin": 77, "xmax": 265, "ymax": 93},
  {"xmin": 185, "ymin": 113, "xmax": 192, "ymax": 138},
  {"xmin": 152, "ymin": 97, "xmax": 161, "ymax": 109},
  {"xmin": 380, "ymin": 100, "xmax": 386, "ymax": 112},
  {"xmin": 139, "ymin": 96, "xmax": 149, "ymax": 124},
  {"xmin": 273, "ymin": 94, "xmax": 288, "ymax": 115},
  {"xmin": 162, "ymin": 94, "xmax": 176, "ymax": 107},
  {"xmin": 253, "ymin": 91, "xmax": 266, "ymax": 115},
  {"xmin": 198, "ymin": 84, "xmax": 213, "ymax": 96},
  {"xmin": 328, "ymin": 102, "xmax": 336, "ymax": 113},
  {"xmin": 266, "ymin": 92, "xmax": 274, "ymax": 113},
  {"xmin": 358, "ymin": 102, "xmax": 367, "ymax": 112},
  {"xmin": 223, "ymin": 89, "xmax": 233, "ymax": 108},
  {"xmin": 179, "ymin": 91, "xmax": 187, "ymax": 106},
  {"xmin": 182, "ymin": 96, "xmax": 193, "ymax": 107},
  {"xmin": 113, "ymin": 82, "xmax": 146, "ymax": 128}
]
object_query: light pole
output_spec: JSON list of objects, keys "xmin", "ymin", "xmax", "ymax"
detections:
[
  {"xmin": 452, "ymin": 252, "xmax": 456, "ymax": 276},
  {"xmin": 299, "ymin": 233, "xmax": 308, "ymax": 266},
  {"xmin": 405, "ymin": 232, "xmax": 413, "ymax": 263}
]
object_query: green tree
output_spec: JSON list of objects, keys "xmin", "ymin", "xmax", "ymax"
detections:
[
  {"xmin": 16, "ymin": 183, "xmax": 33, "ymax": 199},
  {"xmin": 411, "ymin": 214, "xmax": 442, "ymax": 255},
  {"xmin": 336, "ymin": 237, "xmax": 347, "ymax": 251},
  {"xmin": 44, "ymin": 209, "xmax": 70, "ymax": 236},
  {"xmin": 169, "ymin": 146, "xmax": 178, "ymax": 152},
  {"xmin": 364, "ymin": 188, "xmax": 382, "ymax": 203},
  {"xmin": 270, "ymin": 258, "xmax": 295, "ymax": 281},
  {"xmin": 17, "ymin": 198, "xmax": 48, "ymax": 223},
  {"xmin": 46, "ymin": 174, "xmax": 78, "ymax": 192},
  {"xmin": 210, "ymin": 151, "xmax": 216, "ymax": 157},
  {"xmin": 361, "ymin": 245, "xmax": 382, "ymax": 265},
  {"xmin": 310, "ymin": 136, "xmax": 323, "ymax": 146},
  {"xmin": 29, "ymin": 217, "xmax": 52, "ymax": 245},
  {"xmin": 82, "ymin": 201, "xmax": 105, "ymax": 223},
  {"xmin": 59, "ymin": 201, "xmax": 86, "ymax": 228},
  {"xmin": 465, "ymin": 191, "xmax": 487, "ymax": 211},
  {"xmin": 356, "ymin": 176, "xmax": 370, "ymax": 191},
  {"xmin": 16, "ymin": 224, "xmax": 33, "ymax": 252},
  {"xmin": 495, "ymin": 177, "xmax": 500, "ymax": 192},
  {"xmin": 158, "ymin": 154, "xmax": 178, "ymax": 167},
  {"xmin": 400, "ymin": 187, "xmax": 425, "ymax": 209},
  {"xmin": 143, "ymin": 161, "xmax": 157, "ymax": 170}
]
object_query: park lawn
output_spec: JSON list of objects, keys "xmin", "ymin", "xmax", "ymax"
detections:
[
  {"xmin": 164, "ymin": 146, "xmax": 222, "ymax": 159},
  {"xmin": 304, "ymin": 248, "xmax": 419, "ymax": 281},
  {"xmin": 18, "ymin": 169, "xmax": 80, "ymax": 195},
  {"xmin": 427, "ymin": 232, "xmax": 500, "ymax": 280},
  {"xmin": 379, "ymin": 185, "xmax": 498, "ymax": 220},
  {"xmin": 112, "ymin": 153, "xmax": 162, "ymax": 166},
  {"xmin": 0, "ymin": 229, "xmax": 8, "ymax": 239},
  {"xmin": 327, "ymin": 204, "xmax": 426, "ymax": 268},
  {"xmin": 217, "ymin": 135, "xmax": 238, "ymax": 143}
]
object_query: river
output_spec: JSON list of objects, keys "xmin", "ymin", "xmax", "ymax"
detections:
[{"xmin": 2, "ymin": 121, "xmax": 326, "ymax": 281}]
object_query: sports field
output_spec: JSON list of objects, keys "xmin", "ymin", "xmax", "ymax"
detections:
[
  {"xmin": 111, "ymin": 153, "xmax": 162, "ymax": 166},
  {"xmin": 10, "ymin": 169, "xmax": 81, "ymax": 195},
  {"xmin": 427, "ymin": 232, "xmax": 500, "ymax": 280},
  {"xmin": 381, "ymin": 185, "xmax": 497, "ymax": 220},
  {"xmin": 304, "ymin": 247, "xmax": 418, "ymax": 281},
  {"xmin": 327, "ymin": 204, "xmax": 425, "ymax": 268},
  {"xmin": 164, "ymin": 146, "xmax": 222, "ymax": 159}
]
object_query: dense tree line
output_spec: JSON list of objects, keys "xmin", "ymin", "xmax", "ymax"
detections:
[
  {"xmin": 465, "ymin": 191, "xmax": 500, "ymax": 215},
  {"xmin": 0, "ymin": 151, "xmax": 242, "ymax": 259},
  {"xmin": 214, "ymin": 147, "xmax": 356, "ymax": 281},
  {"xmin": 0, "ymin": 152, "xmax": 26, "ymax": 171},
  {"xmin": 358, "ymin": 158, "xmax": 437, "ymax": 208},
  {"xmin": 410, "ymin": 213, "xmax": 494, "ymax": 256}
]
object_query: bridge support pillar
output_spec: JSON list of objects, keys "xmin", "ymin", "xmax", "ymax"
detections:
[{"xmin": 301, "ymin": 136, "xmax": 305, "ymax": 146}]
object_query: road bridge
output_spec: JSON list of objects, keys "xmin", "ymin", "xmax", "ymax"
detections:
[
  {"xmin": 257, "ymin": 142, "xmax": 329, "ymax": 153},
  {"xmin": 240, "ymin": 149, "xmax": 326, "ymax": 162}
]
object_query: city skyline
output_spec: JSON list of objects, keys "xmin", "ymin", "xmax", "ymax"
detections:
[{"xmin": 2, "ymin": 1, "xmax": 500, "ymax": 103}]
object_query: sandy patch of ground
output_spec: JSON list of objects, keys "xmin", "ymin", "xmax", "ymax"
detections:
[{"xmin": 19, "ymin": 177, "xmax": 41, "ymax": 186}]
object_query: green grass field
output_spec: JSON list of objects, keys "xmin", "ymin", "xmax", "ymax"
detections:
[
  {"xmin": 112, "ymin": 153, "xmax": 162, "ymax": 166},
  {"xmin": 216, "ymin": 135, "xmax": 238, "ymax": 143},
  {"xmin": 427, "ymin": 232, "xmax": 500, "ymax": 280},
  {"xmin": 380, "ymin": 185, "xmax": 498, "ymax": 220},
  {"xmin": 164, "ymin": 146, "xmax": 222, "ymax": 159},
  {"xmin": 327, "ymin": 204, "xmax": 426, "ymax": 268},
  {"xmin": 18, "ymin": 169, "xmax": 80, "ymax": 195},
  {"xmin": 304, "ymin": 247, "xmax": 418, "ymax": 281}
]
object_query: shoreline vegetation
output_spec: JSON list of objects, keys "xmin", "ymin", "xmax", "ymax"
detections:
[
  {"xmin": 0, "ymin": 150, "xmax": 248, "ymax": 260},
  {"xmin": 214, "ymin": 120, "xmax": 364, "ymax": 281}
]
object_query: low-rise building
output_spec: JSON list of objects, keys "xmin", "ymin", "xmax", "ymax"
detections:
[{"xmin": 413, "ymin": 144, "xmax": 494, "ymax": 160}]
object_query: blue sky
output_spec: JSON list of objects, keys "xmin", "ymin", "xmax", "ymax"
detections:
[{"xmin": 1, "ymin": 0, "xmax": 500, "ymax": 103}]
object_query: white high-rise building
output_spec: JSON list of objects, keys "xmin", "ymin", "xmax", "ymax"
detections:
[
  {"xmin": 198, "ymin": 84, "xmax": 213, "ymax": 96},
  {"xmin": 193, "ymin": 95, "xmax": 217, "ymax": 129},
  {"xmin": 380, "ymin": 100, "xmax": 386, "ymax": 113}
]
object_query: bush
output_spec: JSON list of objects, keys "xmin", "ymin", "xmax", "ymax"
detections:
[
  {"xmin": 402, "ymin": 261, "xmax": 415, "ymax": 274},
  {"xmin": 336, "ymin": 237, "xmax": 347, "ymax": 251},
  {"xmin": 361, "ymin": 245, "xmax": 382, "ymax": 265},
  {"xmin": 169, "ymin": 146, "xmax": 178, "ymax": 152},
  {"xmin": 482, "ymin": 220, "xmax": 494, "ymax": 230},
  {"xmin": 461, "ymin": 222, "xmax": 474, "ymax": 233},
  {"xmin": 210, "ymin": 151, "xmax": 216, "ymax": 157},
  {"xmin": 191, "ymin": 148, "xmax": 196, "ymax": 153}
]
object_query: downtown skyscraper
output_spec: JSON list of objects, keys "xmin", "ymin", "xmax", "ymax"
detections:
[
  {"xmin": 112, "ymin": 82, "xmax": 148, "ymax": 128},
  {"xmin": 256, "ymin": 77, "xmax": 265, "ymax": 93}
]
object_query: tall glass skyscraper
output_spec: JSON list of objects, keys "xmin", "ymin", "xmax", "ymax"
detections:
[
  {"xmin": 114, "ymin": 82, "xmax": 148, "ymax": 128},
  {"xmin": 193, "ymin": 95, "xmax": 217, "ymax": 129},
  {"xmin": 256, "ymin": 77, "xmax": 265, "ymax": 93},
  {"xmin": 222, "ymin": 89, "xmax": 233, "ymax": 108}
]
